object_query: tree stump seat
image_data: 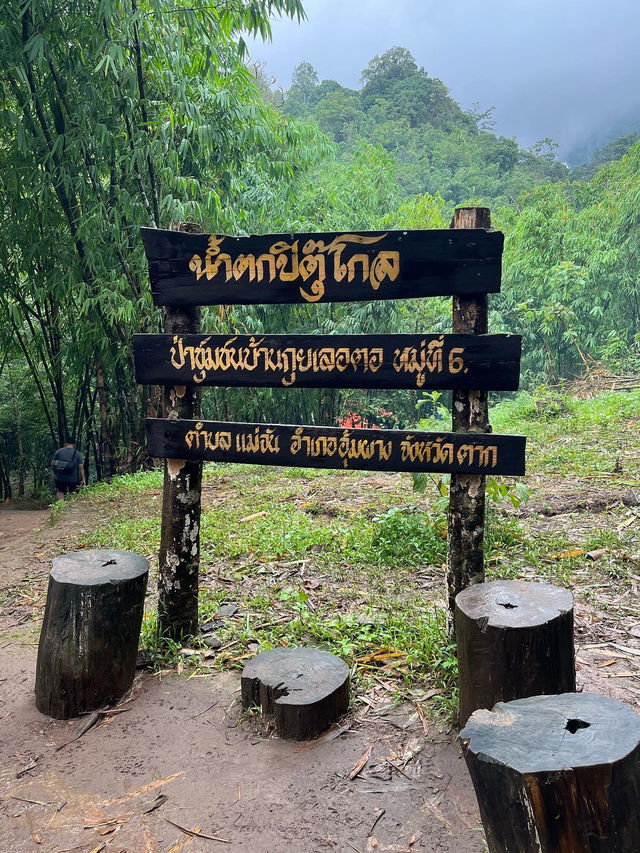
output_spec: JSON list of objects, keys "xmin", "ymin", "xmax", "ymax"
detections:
[
  {"xmin": 35, "ymin": 549, "xmax": 148, "ymax": 719},
  {"xmin": 241, "ymin": 647, "xmax": 350, "ymax": 740},
  {"xmin": 456, "ymin": 579, "xmax": 575, "ymax": 725},
  {"xmin": 460, "ymin": 692, "xmax": 640, "ymax": 852}
]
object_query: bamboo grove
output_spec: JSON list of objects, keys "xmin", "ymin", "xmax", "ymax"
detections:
[{"xmin": 1, "ymin": 4, "xmax": 639, "ymax": 497}]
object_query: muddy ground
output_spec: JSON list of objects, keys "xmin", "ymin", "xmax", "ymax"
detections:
[{"xmin": 1, "ymin": 474, "xmax": 640, "ymax": 853}]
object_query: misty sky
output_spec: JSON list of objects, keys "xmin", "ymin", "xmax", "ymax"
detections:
[{"xmin": 249, "ymin": 0, "xmax": 640, "ymax": 158}]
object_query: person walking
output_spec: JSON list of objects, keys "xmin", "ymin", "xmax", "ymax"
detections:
[{"xmin": 51, "ymin": 437, "xmax": 86, "ymax": 500}]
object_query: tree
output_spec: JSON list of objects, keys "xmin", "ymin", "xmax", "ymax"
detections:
[
  {"xmin": 361, "ymin": 46, "xmax": 418, "ymax": 95},
  {"xmin": 0, "ymin": 0, "xmax": 309, "ymax": 488},
  {"xmin": 283, "ymin": 60, "xmax": 320, "ymax": 117},
  {"xmin": 571, "ymin": 132, "xmax": 640, "ymax": 181},
  {"xmin": 494, "ymin": 141, "xmax": 640, "ymax": 382}
]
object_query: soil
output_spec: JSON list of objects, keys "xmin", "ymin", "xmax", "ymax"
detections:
[{"xmin": 1, "ymin": 473, "xmax": 640, "ymax": 853}]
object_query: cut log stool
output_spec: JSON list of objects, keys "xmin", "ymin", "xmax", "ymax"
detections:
[
  {"xmin": 241, "ymin": 647, "xmax": 349, "ymax": 740},
  {"xmin": 460, "ymin": 693, "xmax": 640, "ymax": 852},
  {"xmin": 35, "ymin": 549, "xmax": 149, "ymax": 719},
  {"xmin": 456, "ymin": 579, "xmax": 575, "ymax": 726}
]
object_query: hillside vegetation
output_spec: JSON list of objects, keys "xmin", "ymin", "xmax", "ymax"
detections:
[
  {"xmin": 0, "ymin": 19, "xmax": 638, "ymax": 493},
  {"xmin": 279, "ymin": 47, "xmax": 568, "ymax": 208}
]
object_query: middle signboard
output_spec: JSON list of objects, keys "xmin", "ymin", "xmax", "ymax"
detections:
[{"xmin": 134, "ymin": 332, "xmax": 521, "ymax": 391}]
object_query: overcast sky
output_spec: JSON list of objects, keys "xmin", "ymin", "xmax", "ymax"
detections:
[{"xmin": 249, "ymin": 0, "xmax": 640, "ymax": 158}]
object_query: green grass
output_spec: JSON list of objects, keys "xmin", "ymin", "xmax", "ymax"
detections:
[
  {"xmin": 43, "ymin": 385, "xmax": 640, "ymax": 720},
  {"xmin": 492, "ymin": 387, "xmax": 640, "ymax": 479}
]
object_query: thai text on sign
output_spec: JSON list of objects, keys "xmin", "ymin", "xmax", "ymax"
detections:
[
  {"xmin": 146, "ymin": 419, "xmax": 526, "ymax": 476},
  {"xmin": 133, "ymin": 332, "xmax": 521, "ymax": 390},
  {"xmin": 141, "ymin": 227, "xmax": 505, "ymax": 306}
]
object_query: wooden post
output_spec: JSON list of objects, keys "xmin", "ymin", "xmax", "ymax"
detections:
[
  {"xmin": 460, "ymin": 693, "xmax": 640, "ymax": 852},
  {"xmin": 455, "ymin": 579, "xmax": 575, "ymax": 726},
  {"xmin": 157, "ymin": 221, "xmax": 203, "ymax": 641},
  {"xmin": 35, "ymin": 550, "xmax": 148, "ymax": 719},
  {"xmin": 447, "ymin": 206, "xmax": 492, "ymax": 625}
]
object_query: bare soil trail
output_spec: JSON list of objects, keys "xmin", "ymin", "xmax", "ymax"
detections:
[
  {"xmin": 1, "ymin": 470, "xmax": 639, "ymax": 853},
  {"xmin": 0, "ymin": 501, "xmax": 481, "ymax": 853}
]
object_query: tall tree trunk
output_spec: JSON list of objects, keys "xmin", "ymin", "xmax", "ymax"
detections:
[
  {"xmin": 97, "ymin": 364, "xmax": 115, "ymax": 479},
  {"xmin": 8, "ymin": 368, "xmax": 25, "ymax": 497}
]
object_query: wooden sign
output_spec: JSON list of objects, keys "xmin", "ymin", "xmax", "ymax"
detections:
[
  {"xmin": 133, "ymin": 333, "xmax": 521, "ymax": 391},
  {"xmin": 141, "ymin": 227, "xmax": 504, "ymax": 306},
  {"xmin": 146, "ymin": 418, "xmax": 526, "ymax": 476}
]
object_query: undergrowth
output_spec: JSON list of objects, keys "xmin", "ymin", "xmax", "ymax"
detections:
[{"xmin": 48, "ymin": 385, "xmax": 640, "ymax": 718}]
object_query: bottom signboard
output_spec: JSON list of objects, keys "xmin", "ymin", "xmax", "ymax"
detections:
[{"xmin": 146, "ymin": 418, "xmax": 526, "ymax": 476}]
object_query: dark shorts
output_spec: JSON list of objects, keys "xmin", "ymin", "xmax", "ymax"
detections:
[{"xmin": 55, "ymin": 481, "xmax": 79, "ymax": 495}]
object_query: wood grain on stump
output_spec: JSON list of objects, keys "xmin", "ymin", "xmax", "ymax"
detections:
[
  {"xmin": 456, "ymin": 579, "xmax": 575, "ymax": 726},
  {"xmin": 35, "ymin": 549, "xmax": 149, "ymax": 719},
  {"xmin": 241, "ymin": 647, "xmax": 349, "ymax": 740},
  {"xmin": 460, "ymin": 693, "xmax": 640, "ymax": 852}
]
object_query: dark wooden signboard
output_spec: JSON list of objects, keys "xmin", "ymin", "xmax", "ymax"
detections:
[
  {"xmin": 133, "ymin": 332, "xmax": 521, "ymax": 391},
  {"xmin": 141, "ymin": 227, "xmax": 504, "ymax": 307},
  {"xmin": 146, "ymin": 418, "xmax": 526, "ymax": 476}
]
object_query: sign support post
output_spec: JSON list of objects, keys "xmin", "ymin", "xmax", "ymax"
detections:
[
  {"xmin": 157, "ymin": 222, "xmax": 203, "ymax": 641},
  {"xmin": 446, "ymin": 207, "xmax": 491, "ymax": 625}
]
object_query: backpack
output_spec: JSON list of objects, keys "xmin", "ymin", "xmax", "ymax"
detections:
[{"xmin": 53, "ymin": 449, "xmax": 78, "ymax": 475}]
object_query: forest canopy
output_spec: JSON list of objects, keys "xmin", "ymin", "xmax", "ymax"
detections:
[{"xmin": 0, "ymin": 18, "xmax": 638, "ymax": 498}]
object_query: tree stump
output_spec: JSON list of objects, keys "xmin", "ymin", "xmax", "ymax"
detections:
[
  {"xmin": 241, "ymin": 647, "xmax": 350, "ymax": 740},
  {"xmin": 460, "ymin": 693, "xmax": 640, "ymax": 852},
  {"xmin": 456, "ymin": 579, "xmax": 575, "ymax": 726},
  {"xmin": 35, "ymin": 549, "xmax": 149, "ymax": 719}
]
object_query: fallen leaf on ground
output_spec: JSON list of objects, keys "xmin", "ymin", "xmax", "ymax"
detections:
[
  {"xmin": 415, "ymin": 702, "xmax": 429, "ymax": 736},
  {"xmin": 168, "ymin": 828, "xmax": 201, "ymax": 852},
  {"xmin": 349, "ymin": 744, "xmax": 373, "ymax": 780},
  {"xmin": 612, "ymin": 643, "xmax": 640, "ymax": 657},
  {"xmin": 164, "ymin": 817, "xmax": 230, "ymax": 843},
  {"xmin": 550, "ymin": 549, "xmax": 586, "ymax": 560},
  {"xmin": 239, "ymin": 511, "xmax": 268, "ymax": 523},
  {"xmin": 107, "ymin": 771, "xmax": 184, "ymax": 804},
  {"xmin": 586, "ymin": 549, "xmax": 607, "ymax": 560}
]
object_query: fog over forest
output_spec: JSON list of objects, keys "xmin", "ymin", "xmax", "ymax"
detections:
[{"xmin": 250, "ymin": 0, "xmax": 640, "ymax": 161}]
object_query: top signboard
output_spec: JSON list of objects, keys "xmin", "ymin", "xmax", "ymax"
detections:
[{"xmin": 141, "ymin": 227, "xmax": 504, "ymax": 307}]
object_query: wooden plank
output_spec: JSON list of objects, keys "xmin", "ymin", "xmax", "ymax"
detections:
[
  {"xmin": 141, "ymin": 227, "xmax": 504, "ymax": 306},
  {"xmin": 133, "ymin": 332, "xmax": 521, "ymax": 391},
  {"xmin": 145, "ymin": 418, "xmax": 526, "ymax": 476}
]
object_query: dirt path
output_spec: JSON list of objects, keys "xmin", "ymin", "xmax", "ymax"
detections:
[
  {"xmin": 0, "ymin": 504, "xmax": 482, "ymax": 853},
  {"xmin": 1, "ymin": 484, "xmax": 639, "ymax": 853}
]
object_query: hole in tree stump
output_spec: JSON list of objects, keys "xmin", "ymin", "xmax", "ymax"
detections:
[
  {"xmin": 566, "ymin": 718, "xmax": 590, "ymax": 733},
  {"xmin": 460, "ymin": 693, "xmax": 640, "ymax": 852},
  {"xmin": 455, "ymin": 580, "xmax": 576, "ymax": 725}
]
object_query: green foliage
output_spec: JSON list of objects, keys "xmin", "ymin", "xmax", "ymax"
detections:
[
  {"xmin": 495, "ymin": 141, "xmax": 640, "ymax": 382},
  {"xmin": 371, "ymin": 506, "xmax": 447, "ymax": 566},
  {"xmin": 280, "ymin": 48, "xmax": 568, "ymax": 210},
  {"xmin": 571, "ymin": 133, "xmax": 640, "ymax": 181},
  {"xmin": 492, "ymin": 386, "xmax": 640, "ymax": 479},
  {"xmin": 0, "ymin": 0, "xmax": 316, "ymax": 487}
]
